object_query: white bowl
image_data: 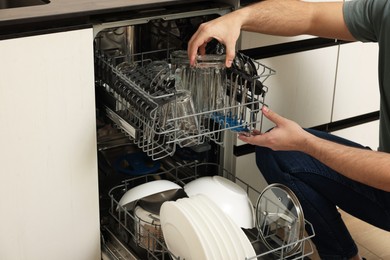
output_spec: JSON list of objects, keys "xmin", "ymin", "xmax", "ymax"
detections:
[
  {"xmin": 183, "ymin": 176, "xmax": 255, "ymax": 228},
  {"xmin": 117, "ymin": 180, "xmax": 182, "ymax": 210}
]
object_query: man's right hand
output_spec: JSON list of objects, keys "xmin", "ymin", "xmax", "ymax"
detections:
[{"xmin": 187, "ymin": 12, "xmax": 242, "ymax": 67}]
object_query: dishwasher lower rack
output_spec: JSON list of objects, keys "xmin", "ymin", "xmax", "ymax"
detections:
[
  {"xmin": 103, "ymin": 162, "xmax": 315, "ymax": 260},
  {"xmin": 95, "ymin": 49, "xmax": 275, "ymax": 160}
]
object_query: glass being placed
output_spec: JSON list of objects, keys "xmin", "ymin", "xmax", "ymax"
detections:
[{"xmin": 195, "ymin": 54, "xmax": 227, "ymax": 117}]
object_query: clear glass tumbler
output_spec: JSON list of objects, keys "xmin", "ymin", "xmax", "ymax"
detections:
[
  {"xmin": 195, "ymin": 54, "xmax": 227, "ymax": 115},
  {"xmin": 170, "ymin": 50, "xmax": 193, "ymax": 92}
]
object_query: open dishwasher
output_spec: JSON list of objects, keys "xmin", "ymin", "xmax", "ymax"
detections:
[{"xmin": 92, "ymin": 1, "xmax": 315, "ymax": 259}]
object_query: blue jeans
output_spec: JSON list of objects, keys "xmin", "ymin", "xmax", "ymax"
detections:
[{"xmin": 255, "ymin": 129, "xmax": 390, "ymax": 260}]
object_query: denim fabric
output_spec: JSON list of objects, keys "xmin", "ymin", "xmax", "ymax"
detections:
[{"xmin": 255, "ymin": 129, "xmax": 390, "ymax": 259}]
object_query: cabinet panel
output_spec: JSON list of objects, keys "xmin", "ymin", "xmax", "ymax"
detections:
[
  {"xmin": 241, "ymin": 31, "xmax": 315, "ymax": 49},
  {"xmin": 331, "ymin": 120, "xmax": 379, "ymax": 151},
  {"xmin": 259, "ymin": 46, "xmax": 338, "ymax": 130},
  {"xmin": 0, "ymin": 29, "xmax": 100, "ymax": 260},
  {"xmin": 333, "ymin": 42, "xmax": 380, "ymax": 121}
]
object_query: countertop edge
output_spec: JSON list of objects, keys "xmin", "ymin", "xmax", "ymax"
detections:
[{"xmin": 0, "ymin": 0, "xmax": 207, "ymax": 38}]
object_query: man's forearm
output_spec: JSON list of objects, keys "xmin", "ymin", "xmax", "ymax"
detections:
[
  {"xmin": 237, "ymin": 0, "xmax": 355, "ymax": 41},
  {"xmin": 302, "ymin": 134, "xmax": 390, "ymax": 191}
]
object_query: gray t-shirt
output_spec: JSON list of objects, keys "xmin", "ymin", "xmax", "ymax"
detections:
[{"xmin": 343, "ymin": 0, "xmax": 390, "ymax": 152}]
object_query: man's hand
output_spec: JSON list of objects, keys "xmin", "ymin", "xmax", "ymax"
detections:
[
  {"xmin": 238, "ymin": 106, "xmax": 310, "ymax": 151},
  {"xmin": 187, "ymin": 12, "xmax": 242, "ymax": 67}
]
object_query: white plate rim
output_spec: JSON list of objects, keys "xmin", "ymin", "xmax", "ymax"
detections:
[
  {"xmin": 187, "ymin": 195, "xmax": 241, "ymax": 260},
  {"xmin": 175, "ymin": 198, "xmax": 219, "ymax": 259},
  {"xmin": 179, "ymin": 197, "xmax": 233, "ymax": 259},
  {"xmin": 160, "ymin": 201, "xmax": 209, "ymax": 260},
  {"xmin": 196, "ymin": 194, "xmax": 257, "ymax": 259}
]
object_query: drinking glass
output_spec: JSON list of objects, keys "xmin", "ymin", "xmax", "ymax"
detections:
[
  {"xmin": 195, "ymin": 54, "xmax": 227, "ymax": 115},
  {"xmin": 170, "ymin": 50, "xmax": 192, "ymax": 92},
  {"xmin": 175, "ymin": 91, "xmax": 200, "ymax": 146},
  {"xmin": 158, "ymin": 91, "xmax": 199, "ymax": 147}
]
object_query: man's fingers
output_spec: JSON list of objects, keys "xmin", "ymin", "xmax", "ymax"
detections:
[
  {"xmin": 224, "ymin": 41, "xmax": 236, "ymax": 67},
  {"xmin": 262, "ymin": 106, "xmax": 285, "ymax": 126}
]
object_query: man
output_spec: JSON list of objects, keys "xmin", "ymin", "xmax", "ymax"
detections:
[{"xmin": 188, "ymin": 0, "xmax": 390, "ymax": 259}]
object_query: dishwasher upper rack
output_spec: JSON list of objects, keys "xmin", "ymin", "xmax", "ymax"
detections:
[
  {"xmin": 95, "ymin": 49, "xmax": 275, "ymax": 160},
  {"xmin": 106, "ymin": 162, "xmax": 315, "ymax": 260}
]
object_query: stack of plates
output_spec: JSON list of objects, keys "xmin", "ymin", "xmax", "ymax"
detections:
[
  {"xmin": 183, "ymin": 176, "xmax": 255, "ymax": 228},
  {"xmin": 160, "ymin": 194, "xmax": 256, "ymax": 260}
]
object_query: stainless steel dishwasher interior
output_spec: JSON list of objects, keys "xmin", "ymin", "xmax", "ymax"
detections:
[{"xmin": 95, "ymin": 9, "xmax": 233, "ymax": 259}]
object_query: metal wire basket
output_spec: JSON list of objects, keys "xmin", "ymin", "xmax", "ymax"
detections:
[
  {"xmin": 95, "ymin": 49, "xmax": 275, "ymax": 160},
  {"xmin": 105, "ymin": 162, "xmax": 315, "ymax": 260}
]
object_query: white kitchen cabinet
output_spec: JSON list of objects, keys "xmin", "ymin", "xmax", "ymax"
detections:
[
  {"xmin": 240, "ymin": 31, "xmax": 315, "ymax": 49},
  {"xmin": 0, "ymin": 29, "xmax": 100, "ymax": 260},
  {"xmin": 258, "ymin": 46, "xmax": 338, "ymax": 130},
  {"xmin": 332, "ymin": 42, "xmax": 380, "ymax": 121},
  {"xmin": 331, "ymin": 120, "xmax": 380, "ymax": 151}
]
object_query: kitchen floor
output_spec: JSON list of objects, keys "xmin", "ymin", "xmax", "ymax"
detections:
[{"xmin": 308, "ymin": 210, "xmax": 390, "ymax": 260}]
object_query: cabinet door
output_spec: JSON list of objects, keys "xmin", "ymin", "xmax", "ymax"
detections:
[
  {"xmin": 259, "ymin": 46, "xmax": 338, "ymax": 130},
  {"xmin": 333, "ymin": 42, "xmax": 380, "ymax": 121},
  {"xmin": 241, "ymin": 31, "xmax": 315, "ymax": 49},
  {"xmin": 0, "ymin": 29, "xmax": 100, "ymax": 260},
  {"xmin": 331, "ymin": 120, "xmax": 379, "ymax": 151}
]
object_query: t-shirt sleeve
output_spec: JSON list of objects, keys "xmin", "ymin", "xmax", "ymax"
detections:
[{"xmin": 343, "ymin": 0, "xmax": 387, "ymax": 42}]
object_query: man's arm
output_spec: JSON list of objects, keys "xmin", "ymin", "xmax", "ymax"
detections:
[
  {"xmin": 239, "ymin": 0, "xmax": 355, "ymax": 40},
  {"xmin": 303, "ymin": 130, "xmax": 390, "ymax": 192},
  {"xmin": 238, "ymin": 107, "xmax": 390, "ymax": 192},
  {"xmin": 188, "ymin": 0, "xmax": 356, "ymax": 66}
]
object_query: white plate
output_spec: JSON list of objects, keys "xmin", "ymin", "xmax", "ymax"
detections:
[
  {"xmin": 176, "ymin": 198, "xmax": 222, "ymax": 260},
  {"xmin": 196, "ymin": 194, "xmax": 257, "ymax": 259},
  {"xmin": 160, "ymin": 201, "xmax": 209, "ymax": 260},
  {"xmin": 187, "ymin": 195, "xmax": 240, "ymax": 260},
  {"xmin": 117, "ymin": 180, "xmax": 181, "ymax": 210}
]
